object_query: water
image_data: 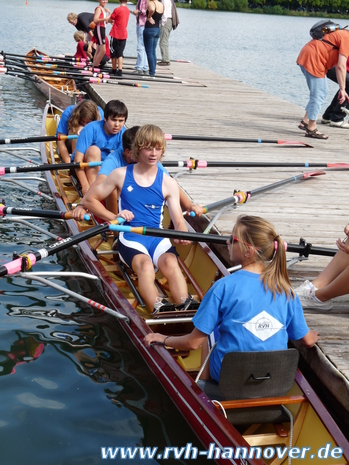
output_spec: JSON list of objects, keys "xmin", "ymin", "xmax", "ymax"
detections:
[{"xmin": 0, "ymin": 2, "xmax": 344, "ymax": 463}]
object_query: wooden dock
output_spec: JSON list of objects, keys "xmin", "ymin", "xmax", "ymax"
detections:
[{"xmin": 86, "ymin": 59, "xmax": 349, "ymax": 431}]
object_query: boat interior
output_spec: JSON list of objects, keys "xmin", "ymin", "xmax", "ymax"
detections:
[{"xmin": 42, "ymin": 106, "xmax": 348, "ymax": 465}]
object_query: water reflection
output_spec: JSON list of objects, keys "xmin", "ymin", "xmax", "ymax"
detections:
[{"xmin": 0, "ymin": 332, "xmax": 44, "ymax": 376}]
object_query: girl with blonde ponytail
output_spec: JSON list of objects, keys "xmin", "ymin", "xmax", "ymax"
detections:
[{"xmin": 145, "ymin": 215, "xmax": 320, "ymax": 382}]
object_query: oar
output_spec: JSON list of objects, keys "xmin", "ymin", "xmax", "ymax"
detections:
[
  {"xmin": 1, "ymin": 51, "xmax": 88, "ymax": 64},
  {"xmin": 2, "ymin": 57, "xmax": 183, "ymax": 82},
  {"xmin": 0, "ymin": 134, "xmax": 78, "ymax": 145},
  {"xmin": 6, "ymin": 64, "xmax": 185, "ymax": 85},
  {"xmin": 109, "ymin": 225, "xmax": 337, "ymax": 257},
  {"xmin": 0, "ymin": 205, "xmax": 90, "ymax": 221},
  {"xmin": 164, "ymin": 134, "xmax": 313, "ymax": 148},
  {"xmin": 0, "ymin": 161, "xmax": 102, "ymax": 175},
  {"xmin": 162, "ymin": 160, "xmax": 349, "ymax": 169},
  {"xmin": 2, "ymin": 55, "xmax": 85, "ymax": 71},
  {"xmin": 1, "ymin": 67, "xmax": 150, "ymax": 89},
  {"xmin": 194, "ymin": 171, "xmax": 325, "ymax": 216},
  {"xmin": 0, "ymin": 218, "xmax": 125, "ymax": 278}
]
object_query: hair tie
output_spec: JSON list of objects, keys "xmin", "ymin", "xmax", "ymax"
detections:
[{"xmin": 274, "ymin": 241, "xmax": 278, "ymax": 251}]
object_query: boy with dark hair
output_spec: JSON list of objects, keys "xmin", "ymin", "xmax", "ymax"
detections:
[
  {"xmin": 73, "ymin": 99, "xmax": 128, "ymax": 194},
  {"xmin": 109, "ymin": 0, "xmax": 130, "ymax": 76}
]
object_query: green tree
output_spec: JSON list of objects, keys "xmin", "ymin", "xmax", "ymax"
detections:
[
  {"xmin": 192, "ymin": 0, "xmax": 207, "ymax": 8},
  {"xmin": 219, "ymin": 0, "xmax": 235, "ymax": 10},
  {"xmin": 234, "ymin": 0, "xmax": 248, "ymax": 10}
]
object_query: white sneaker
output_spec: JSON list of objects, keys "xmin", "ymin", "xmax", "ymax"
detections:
[
  {"xmin": 321, "ymin": 117, "xmax": 331, "ymax": 124},
  {"xmin": 330, "ymin": 120, "xmax": 349, "ymax": 128},
  {"xmin": 298, "ymin": 288, "xmax": 333, "ymax": 311},
  {"xmin": 294, "ymin": 280, "xmax": 316, "ymax": 297}
]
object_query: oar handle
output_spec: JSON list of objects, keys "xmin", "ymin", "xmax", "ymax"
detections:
[
  {"xmin": 190, "ymin": 191, "xmax": 248, "ymax": 217},
  {"xmin": 0, "ymin": 253, "xmax": 39, "ymax": 277}
]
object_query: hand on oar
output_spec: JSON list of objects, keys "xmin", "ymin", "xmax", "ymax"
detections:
[
  {"xmin": 0, "ymin": 161, "xmax": 102, "ymax": 175},
  {"xmin": 187, "ymin": 191, "xmax": 248, "ymax": 217},
  {"xmin": 0, "ymin": 205, "xmax": 90, "ymax": 222},
  {"xmin": 0, "ymin": 217, "xmax": 125, "ymax": 278},
  {"xmin": 190, "ymin": 171, "xmax": 325, "ymax": 217},
  {"xmin": 163, "ymin": 133, "xmax": 313, "ymax": 148}
]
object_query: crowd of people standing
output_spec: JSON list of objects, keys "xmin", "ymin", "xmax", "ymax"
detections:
[{"xmin": 67, "ymin": 0, "xmax": 179, "ymax": 75}]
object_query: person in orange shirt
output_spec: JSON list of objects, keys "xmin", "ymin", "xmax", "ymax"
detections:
[{"xmin": 297, "ymin": 29, "xmax": 349, "ymax": 139}]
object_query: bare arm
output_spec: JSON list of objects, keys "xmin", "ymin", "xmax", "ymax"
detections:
[
  {"xmin": 336, "ymin": 54, "xmax": 349, "ymax": 104},
  {"xmin": 74, "ymin": 150, "xmax": 90, "ymax": 195},
  {"xmin": 179, "ymin": 189, "xmax": 203, "ymax": 217},
  {"xmin": 84, "ymin": 168, "xmax": 132, "ymax": 221},
  {"xmin": 144, "ymin": 327, "xmax": 207, "ymax": 349},
  {"xmin": 146, "ymin": 0, "xmax": 155, "ymax": 21},
  {"xmin": 57, "ymin": 137, "xmax": 71, "ymax": 164},
  {"xmin": 299, "ymin": 329, "xmax": 320, "ymax": 348},
  {"xmin": 163, "ymin": 176, "xmax": 189, "ymax": 235},
  {"xmin": 72, "ymin": 174, "xmax": 107, "ymax": 220}
]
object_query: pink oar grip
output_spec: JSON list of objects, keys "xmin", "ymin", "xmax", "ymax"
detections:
[
  {"xmin": 164, "ymin": 134, "xmax": 172, "ymax": 140},
  {"xmin": 0, "ymin": 168, "xmax": 5, "ymax": 175},
  {"xmin": 0, "ymin": 205, "xmax": 5, "ymax": 215},
  {"xmin": 196, "ymin": 161, "xmax": 207, "ymax": 168},
  {"xmin": 3, "ymin": 253, "xmax": 37, "ymax": 275}
]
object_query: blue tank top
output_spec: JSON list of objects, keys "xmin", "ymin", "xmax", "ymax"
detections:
[{"xmin": 119, "ymin": 164, "xmax": 165, "ymax": 228}]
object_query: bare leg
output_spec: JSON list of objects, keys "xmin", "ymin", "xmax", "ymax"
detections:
[
  {"xmin": 85, "ymin": 146, "xmax": 102, "ymax": 186},
  {"xmin": 131, "ymin": 254, "xmax": 159, "ymax": 311},
  {"xmin": 316, "ymin": 265, "xmax": 349, "ymax": 301},
  {"xmin": 111, "ymin": 57, "xmax": 117, "ymax": 71},
  {"xmin": 157, "ymin": 253, "xmax": 188, "ymax": 304},
  {"xmin": 93, "ymin": 44, "xmax": 106, "ymax": 67},
  {"xmin": 313, "ymin": 238, "xmax": 349, "ymax": 289},
  {"xmin": 117, "ymin": 56, "xmax": 123, "ymax": 71}
]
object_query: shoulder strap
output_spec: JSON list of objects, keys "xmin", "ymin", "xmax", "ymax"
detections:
[{"xmin": 322, "ymin": 38, "xmax": 339, "ymax": 50}]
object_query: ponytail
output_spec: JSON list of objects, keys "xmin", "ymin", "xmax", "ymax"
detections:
[{"xmin": 234, "ymin": 215, "xmax": 295, "ymax": 299}]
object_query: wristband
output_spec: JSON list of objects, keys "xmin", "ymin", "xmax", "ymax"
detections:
[{"xmin": 163, "ymin": 336, "xmax": 170, "ymax": 346}]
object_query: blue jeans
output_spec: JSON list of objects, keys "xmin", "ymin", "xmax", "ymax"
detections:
[
  {"xmin": 135, "ymin": 24, "xmax": 148, "ymax": 71},
  {"xmin": 143, "ymin": 27, "xmax": 160, "ymax": 76},
  {"xmin": 300, "ymin": 65, "xmax": 328, "ymax": 121}
]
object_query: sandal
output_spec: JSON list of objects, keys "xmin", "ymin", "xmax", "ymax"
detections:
[
  {"xmin": 305, "ymin": 128, "xmax": 328, "ymax": 139},
  {"xmin": 298, "ymin": 119, "xmax": 308, "ymax": 131}
]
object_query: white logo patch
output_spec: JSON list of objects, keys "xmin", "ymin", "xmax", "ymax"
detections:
[
  {"xmin": 243, "ymin": 310, "xmax": 283, "ymax": 341},
  {"xmin": 127, "ymin": 185, "xmax": 133, "ymax": 192}
]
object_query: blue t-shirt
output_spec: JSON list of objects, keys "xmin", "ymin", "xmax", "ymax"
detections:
[
  {"xmin": 73, "ymin": 120, "xmax": 126, "ymax": 161},
  {"xmin": 98, "ymin": 148, "xmax": 170, "ymax": 177},
  {"xmin": 193, "ymin": 270, "xmax": 309, "ymax": 382},
  {"xmin": 55, "ymin": 105, "xmax": 104, "ymax": 135}
]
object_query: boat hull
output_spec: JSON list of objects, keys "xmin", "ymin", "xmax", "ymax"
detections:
[{"xmin": 26, "ymin": 49, "xmax": 84, "ymax": 109}]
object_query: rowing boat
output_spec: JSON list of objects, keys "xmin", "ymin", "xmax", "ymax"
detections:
[
  {"xmin": 40, "ymin": 102, "xmax": 349, "ymax": 464},
  {"xmin": 25, "ymin": 49, "xmax": 85, "ymax": 109}
]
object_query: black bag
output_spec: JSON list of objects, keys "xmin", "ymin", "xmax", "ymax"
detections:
[{"xmin": 310, "ymin": 20, "xmax": 344, "ymax": 40}]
